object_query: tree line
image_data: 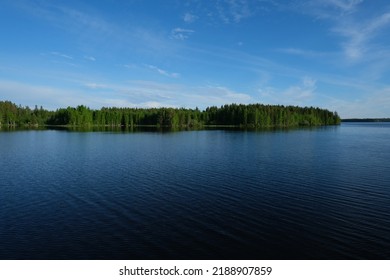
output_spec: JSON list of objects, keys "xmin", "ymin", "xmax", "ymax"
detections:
[
  {"xmin": 342, "ymin": 118, "xmax": 390, "ymax": 122},
  {"xmin": 0, "ymin": 100, "xmax": 340, "ymax": 128}
]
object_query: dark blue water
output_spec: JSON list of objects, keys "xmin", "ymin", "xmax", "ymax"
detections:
[{"xmin": 1, "ymin": 123, "xmax": 390, "ymax": 259}]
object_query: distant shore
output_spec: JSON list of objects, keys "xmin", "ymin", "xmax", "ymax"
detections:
[{"xmin": 342, "ymin": 118, "xmax": 390, "ymax": 122}]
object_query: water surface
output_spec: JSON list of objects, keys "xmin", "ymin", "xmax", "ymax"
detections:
[{"xmin": 1, "ymin": 123, "xmax": 389, "ymax": 259}]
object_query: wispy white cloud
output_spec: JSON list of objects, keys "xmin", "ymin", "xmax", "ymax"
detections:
[
  {"xmin": 51, "ymin": 60, "xmax": 79, "ymax": 68},
  {"xmin": 276, "ymin": 48, "xmax": 330, "ymax": 58},
  {"xmin": 57, "ymin": 6, "xmax": 114, "ymax": 35},
  {"xmin": 84, "ymin": 83, "xmax": 108, "ymax": 89},
  {"xmin": 258, "ymin": 76, "xmax": 317, "ymax": 106},
  {"xmin": 18, "ymin": 1, "xmax": 177, "ymax": 58},
  {"xmin": 216, "ymin": 0, "xmax": 252, "ymax": 23},
  {"xmin": 79, "ymin": 79, "xmax": 253, "ymax": 108},
  {"xmin": 316, "ymin": 0, "xmax": 363, "ymax": 14},
  {"xmin": 181, "ymin": 0, "xmax": 279, "ymax": 25},
  {"xmin": 39, "ymin": 51, "xmax": 78, "ymax": 67},
  {"xmin": 323, "ymin": 11, "xmax": 386, "ymax": 60},
  {"xmin": 182, "ymin": 85, "xmax": 252, "ymax": 106},
  {"xmin": 140, "ymin": 101, "xmax": 177, "ymax": 108},
  {"xmin": 146, "ymin": 65, "xmax": 180, "ymax": 78},
  {"xmin": 324, "ymin": 0, "xmax": 363, "ymax": 12},
  {"xmin": 182, "ymin": 43, "xmax": 308, "ymax": 81},
  {"xmin": 50, "ymin": 52, "xmax": 73, "ymax": 60},
  {"xmin": 123, "ymin": 63, "xmax": 140, "ymax": 69},
  {"xmin": 0, "ymin": 80, "xmax": 95, "ymax": 110},
  {"xmin": 171, "ymin": 28, "xmax": 195, "ymax": 40},
  {"xmin": 285, "ymin": 76, "xmax": 316, "ymax": 100},
  {"xmin": 326, "ymin": 86, "xmax": 390, "ymax": 118},
  {"xmin": 334, "ymin": 12, "xmax": 390, "ymax": 60},
  {"xmin": 18, "ymin": 1, "xmax": 116, "ymax": 37},
  {"xmin": 0, "ymin": 79, "xmax": 168, "ymax": 109},
  {"xmin": 84, "ymin": 56, "xmax": 96, "ymax": 61},
  {"xmin": 296, "ymin": 0, "xmax": 363, "ymax": 19},
  {"xmin": 294, "ymin": 1, "xmax": 390, "ymax": 62},
  {"xmin": 229, "ymin": 0, "xmax": 252, "ymax": 22},
  {"xmin": 183, "ymin": 12, "xmax": 198, "ymax": 23}
]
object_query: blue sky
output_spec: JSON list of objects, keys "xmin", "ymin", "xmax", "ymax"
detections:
[{"xmin": 1, "ymin": 0, "xmax": 390, "ymax": 117}]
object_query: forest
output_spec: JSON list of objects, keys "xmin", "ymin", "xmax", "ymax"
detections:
[{"xmin": 0, "ymin": 100, "xmax": 340, "ymax": 128}]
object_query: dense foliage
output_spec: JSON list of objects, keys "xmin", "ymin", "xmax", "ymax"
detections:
[
  {"xmin": 0, "ymin": 101, "xmax": 53, "ymax": 127},
  {"xmin": 1, "ymin": 100, "xmax": 340, "ymax": 128}
]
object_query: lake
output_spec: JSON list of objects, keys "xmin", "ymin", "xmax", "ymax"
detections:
[{"xmin": 0, "ymin": 123, "xmax": 389, "ymax": 259}]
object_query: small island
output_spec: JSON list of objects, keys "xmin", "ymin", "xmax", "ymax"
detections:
[{"xmin": 0, "ymin": 100, "xmax": 340, "ymax": 129}]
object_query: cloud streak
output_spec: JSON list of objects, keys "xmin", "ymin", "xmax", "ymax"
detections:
[
  {"xmin": 84, "ymin": 56, "xmax": 96, "ymax": 61},
  {"xmin": 146, "ymin": 65, "xmax": 180, "ymax": 78},
  {"xmin": 277, "ymin": 48, "xmax": 326, "ymax": 56},
  {"xmin": 171, "ymin": 28, "xmax": 195, "ymax": 40},
  {"xmin": 333, "ymin": 12, "xmax": 390, "ymax": 60},
  {"xmin": 50, "ymin": 52, "xmax": 73, "ymax": 60},
  {"xmin": 294, "ymin": 0, "xmax": 390, "ymax": 62},
  {"xmin": 319, "ymin": 0, "xmax": 363, "ymax": 14}
]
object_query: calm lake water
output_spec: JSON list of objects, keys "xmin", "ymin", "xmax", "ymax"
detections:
[{"xmin": 1, "ymin": 123, "xmax": 389, "ymax": 259}]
